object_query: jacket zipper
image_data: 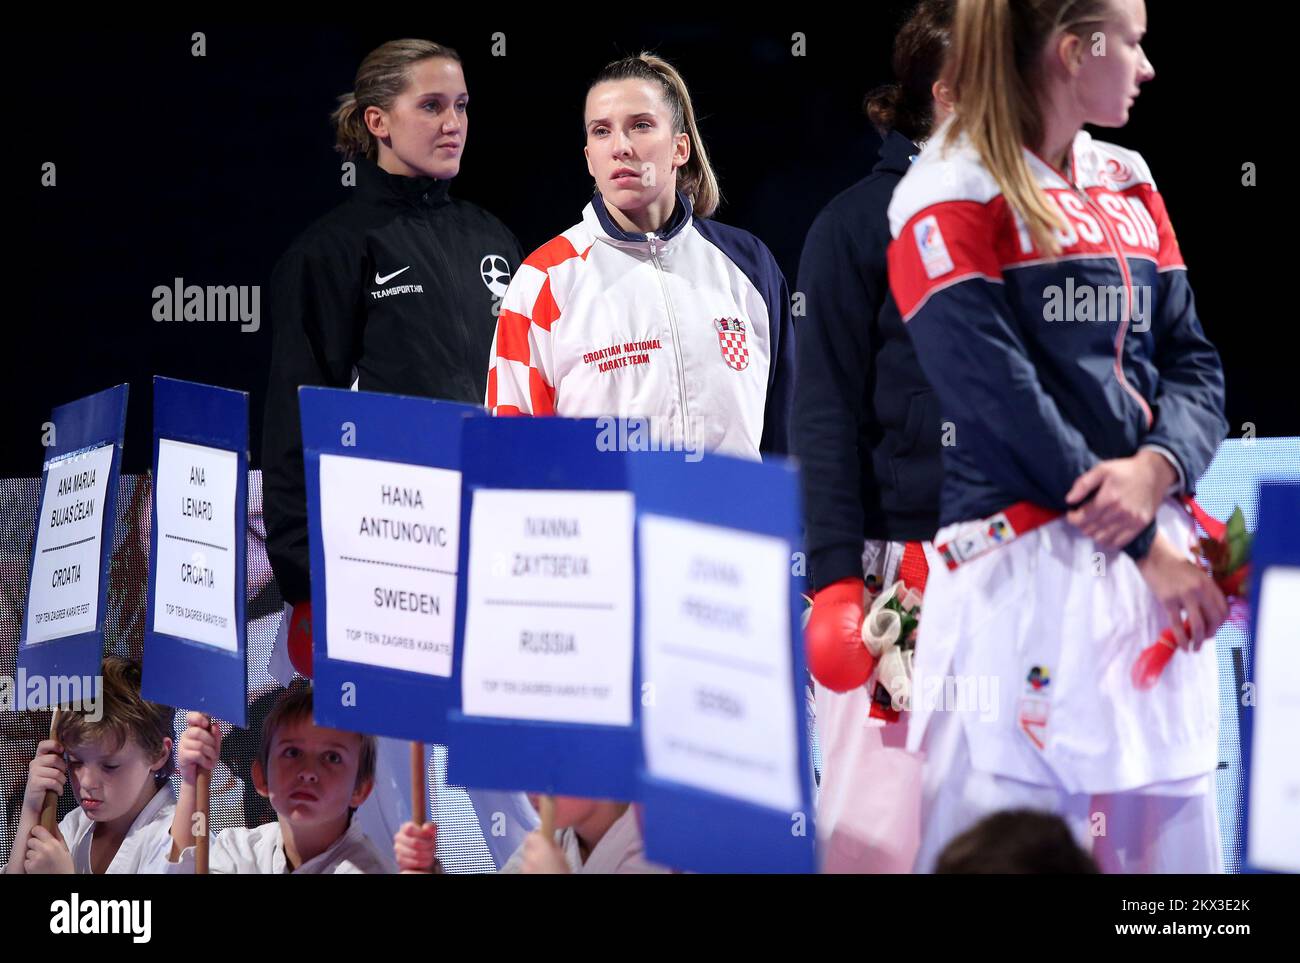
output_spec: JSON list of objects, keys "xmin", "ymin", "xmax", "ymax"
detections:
[
  {"xmin": 1073, "ymin": 185, "xmax": 1154, "ymax": 429},
  {"xmin": 647, "ymin": 232, "xmax": 693, "ymax": 450},
  {"xmin": 422, "ymin": 202, "xmax": 475, "ymax": 384}
]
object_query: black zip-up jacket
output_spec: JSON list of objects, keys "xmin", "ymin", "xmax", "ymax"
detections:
[
  {"xmin": 262, "ymin": 157, "xmax": 523, "ymax": 605},
  {"xmin": 793, "ymin": 130, "xmax": 943, "ymax": 591}
]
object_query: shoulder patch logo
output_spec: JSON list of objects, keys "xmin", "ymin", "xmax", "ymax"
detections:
[
  {"xmin": 714, "ymin": 317, "xmax": 750, "ymax": 371},
  {"xmin": 1100, "ymin": 157, "xmax": 1134, "ymax": 191},
  {"xmin": 480, "ymin": 255, "xmax": 512, "ymax": 298},
  {"xmin": 914, "ymin": 214, "xmax": 954, "ymax": 279}
]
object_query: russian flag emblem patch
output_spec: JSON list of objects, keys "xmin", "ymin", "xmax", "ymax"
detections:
[{"xmin": 915, "ymin": 214, "xmax": 954, "ymax": 279}]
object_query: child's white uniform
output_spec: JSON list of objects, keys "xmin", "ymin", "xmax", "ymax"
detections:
[
  {"xmin": 270, "ymin": 609, "xmax": 536, "ymax": 870},
  {"xmin": 908, "ymin": 500, "xmax": 1222, "ymax": 872},
  {"xmin": 49, "ymin": 785, "xmax": 175, "ymax": 874},
  {"xmin": 500, "ymin": 807, "xmax": 668, "ymax": 874},
  {"xmin": 163, "ymin": 818, "xmax": 394, "ymax": 874}
]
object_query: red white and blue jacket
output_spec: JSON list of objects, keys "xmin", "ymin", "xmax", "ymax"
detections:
[
  {"xmin": 486, "ymin": 191, "xmax": 794, "ymax": 460},
  {"xmin": 887, "ymin": 129, "xmax": 1226, "ymax": 557}
]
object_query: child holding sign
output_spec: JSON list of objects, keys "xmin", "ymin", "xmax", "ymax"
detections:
[
  {"xmin": 4, "ymin": 657, "xmax": 176, "ymax": 874},
  {"xmin": 164, "ymin": 682, "xmax": 393, "ymax": 873},
  {"xmin": 394, "ymin": 796, "xmax": 666, "ymax": 874}
]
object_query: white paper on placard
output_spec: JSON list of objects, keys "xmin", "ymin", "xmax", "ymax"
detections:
[
  {"xmin": 1247, "ymin": 565, "xmax": 1300, "ymax": 873},
  {"xmin": 24, "ymin": 444, "xmax": 116, "ymax": 645},
  {"xmin": 152, "ymin": 439, "xmax": 239, "ymax": 651},
  {"xmin": 461, "ymin": 489, "xmax": 635, "ymax": 726},
  {"xmin": 639, "ymin": 513, "xmax": 800, "ymax": 813},
  {"xmin": 318, "ymin": 453, "xmax": 461, "ymax": 676}
]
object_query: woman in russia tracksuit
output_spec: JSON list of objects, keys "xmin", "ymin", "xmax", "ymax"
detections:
[
  {"xmin": 485, "ymin": 53, "xmax": 794, "ymax": 460},
  {"xmin": 887, "ymin": 0, "xmax": 1228, "ymax": 872}
]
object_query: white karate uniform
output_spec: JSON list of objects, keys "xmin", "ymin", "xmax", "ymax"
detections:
[
  {"xmin": 48, "ymin": 785, "xmax": 175, "ymax": 874},
  {"xmin": 269, "ymin": 605, "xmax": 536, "ymax": 870},
  {"xmin": 813, "ymin": 540, "xmax": 923, "ymax": 874},
  {"xmin": 163, "ymin": 817, "xmax": 394, "ymax": 874},
  {"xmin": 909, "ymin": 499, "xmax": 1222, "ymax": 872},
  {"xmin": 499, "ymin": 807, "xmax": 669, "ymax": 874}
]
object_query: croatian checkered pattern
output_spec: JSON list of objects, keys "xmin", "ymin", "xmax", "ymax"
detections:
[{"xmin": 718, "ymin": 330, "xmax": 749, "ymax": 371}]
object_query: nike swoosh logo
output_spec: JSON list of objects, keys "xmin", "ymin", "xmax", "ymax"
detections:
[{"xmin": 375, "ymin": 266, "xmax": 411, "ymax": 285}]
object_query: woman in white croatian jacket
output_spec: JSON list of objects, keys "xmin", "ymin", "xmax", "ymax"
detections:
[{"xmin": 486, "ymin": 52, "xmax": 794, "ymax": 460}]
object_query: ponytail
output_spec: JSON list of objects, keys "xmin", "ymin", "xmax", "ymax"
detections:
[
  {"xmin": 944, "ymin": 0, "xmax": 1108, "ymax": 256},
  {"xmin": 588, "ymin": 52, "xmax": 721, "ymax": 218},
  {"xmin": 866, "ymin": 0, "xmax": 955, "ymax": 142},
  {"xmin": 331, "ymin": 94, "xmax": 371, "ymax": 160}
]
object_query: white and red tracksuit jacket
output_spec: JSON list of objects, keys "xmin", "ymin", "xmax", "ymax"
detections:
[
  {"xmin": 886, "ymin": 128, "xmax": 1227, "ymax": 557},
  {"xmin": 486, "ymin": 191, "xmax": 794, "ymax": 459}
]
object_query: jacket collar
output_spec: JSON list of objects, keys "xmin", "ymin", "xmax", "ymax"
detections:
[
  {"xmin": 272, "ymin": 816, "xmax": 367, "ymax": 874},
  {"xmin": 355, "ymin": 155, "xmax": 452, "ymax": 209},
  {"xmin": 874, "ymin": 128, "xmax": 921, "ymax": 176},
  {"xmin": 587, "ymin": 190, "xmax": 694, "ymax": 250},
  {"xmin": 1025, "ymin": 129, "xmax": 1091, "ymax": 189},
  {"xmin": 940, "ymin": 120, "xmax": 1092, "ymax": 191}
]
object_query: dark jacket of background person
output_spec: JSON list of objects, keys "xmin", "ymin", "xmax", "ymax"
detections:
[{"xmin": 793, "ymin": 129, "xmax": 943, "ymax": 590}]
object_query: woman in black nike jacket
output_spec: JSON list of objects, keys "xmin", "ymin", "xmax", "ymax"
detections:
[
  {"xmin": 263, "ymin": 39, "xmax": 522, "ymax": 625},
  {"xmin": 259, "ymin": 38, "xmax": 531, "ymax": 868}
]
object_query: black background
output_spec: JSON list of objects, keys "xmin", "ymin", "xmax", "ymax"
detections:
[
  {"xmin": 10, "ymin": 10, "xmax": 1277, "ymax": 475},
  {"xmin": 11, "ymin": 868, "xmax": 1282, "ymax": 941}
]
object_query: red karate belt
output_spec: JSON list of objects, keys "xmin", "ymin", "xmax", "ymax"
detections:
[
  {"xmin": 934, "ymin": 502, "xmax": 1063, "ymax": 571},
  {"xmin": 932, "ymin": 495, "xmax": 1219, "ymax": 573}
]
